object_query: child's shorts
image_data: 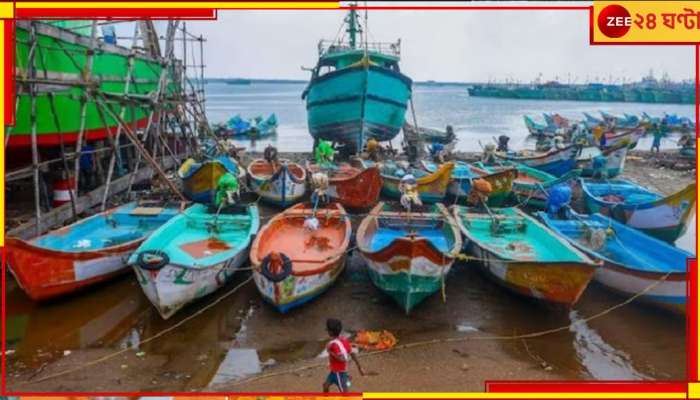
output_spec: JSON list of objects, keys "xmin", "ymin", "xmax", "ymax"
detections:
[{"xmin": 326, "ymin": 371, "xmax": 351, "ymax": 392}]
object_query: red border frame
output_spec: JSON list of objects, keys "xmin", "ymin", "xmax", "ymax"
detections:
[{"xmin": 1, "ymin": 2, "xmax": 698, "ymax": 397}]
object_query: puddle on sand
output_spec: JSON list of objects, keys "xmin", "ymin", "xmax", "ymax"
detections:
[{"xmin": 208, "ymin": 348, "xmax": 262, "ymax": 387}]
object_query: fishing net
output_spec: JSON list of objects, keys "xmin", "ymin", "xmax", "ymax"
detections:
[{"xmin": 583, "ymin": 226, "xmax": 607, "ymax": 250}]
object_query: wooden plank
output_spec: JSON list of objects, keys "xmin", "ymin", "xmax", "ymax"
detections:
[{"xmin": 7, "ymin": 157, "xmax": 178, "ymax": 240}]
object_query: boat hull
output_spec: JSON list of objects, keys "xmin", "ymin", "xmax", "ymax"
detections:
[
  {"xmin": 306, "ymin": 64, "xmax": 412, "ymax": 150},
  {"xmin": 448, "ymin": 167, "xmax": 516, "ymax": 206},
  {"xmin": 466, "ymin": 241, "xmax": 595, "ymax": 306},
  {"xmin": 250, "ymin": 203, "xmax": 351, "ymax": 312},
  {"xmin": 577, "ymin": 145, "xmax": 628, "ymax": 178},
  {"xmin": 381, "ymin": 162, "xmax": 453, "ymax": 203},
  {"xmin": 248, "ymin": 161, "xmax": 307, "ymax": 207},
  {"xmin": 361, "ymin": 238, "xmax": 455, "ymax": 314},
  {"xmin": 594, "ymin": 262, "xmax": 686, "ymax": 314},
  {"xmin": 252, "ymin": 256, "xmax": 346, "ymax": 313},
  {"xmin": 496, "ymin": 145, "xmax": 579, "ymax": 177},
  {"xmin": 6, "ymin": 238, "xmax": 136, "ymax": 301},
  {"xmin": 10, "ymin": 21, "xmax": 170, "ymax": 149},
  {"xmin": 582, "ymin": 181, "xmax": 697, "ymax": 243},
  {"xmin": 133, "ymin": 249, "xmax": 249, "ymax": 319},
  {"xmin": 307, "ymin": 164, "xmax": 382, "ymax": 209},
  {"xmin": 180, "ymin": 159, "xmax": 244, "ymax": 204}
]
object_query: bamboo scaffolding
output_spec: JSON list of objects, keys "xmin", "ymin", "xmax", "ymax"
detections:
[
  {"xmin": 28, "ymin": 22, "xmax": 42, "ymax": 237},
  {"xmin": 9, "ymin": 19, "xmax": 210, "ymax": 237},
  {"xmin": 70, "ymin": 21, "xmax": 98, "ymax": 222},
  {"xmin": 101, "ymin": 23, "xmax": 140, "ymax": 211}
]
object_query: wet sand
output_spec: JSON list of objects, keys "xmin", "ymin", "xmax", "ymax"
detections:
[{"xmin": 5, "ymin": 149, "xmax": 693, "ymax": 392}]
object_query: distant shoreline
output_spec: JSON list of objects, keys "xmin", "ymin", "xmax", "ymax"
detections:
[{"xmin": 204, "ymin": 78, "xmax": 474, "ymax": 86}]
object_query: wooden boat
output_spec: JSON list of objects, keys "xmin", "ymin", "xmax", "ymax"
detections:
[
  {"xmin": 538, "ymin": 212, "xmax": 691, "ymax": 314},
  {"xmin": 580, "ymin": 179, "xmax": 696, "ymax": 243},
  {"xmin": 494, "ymin": 144, "xmax": 580, "ymax": 177},
  {"xmin": 303, "ymin": 8, "xmax": 411, "ymax": 153},
  {"xmin": 305, "ymin": 162, "xmax": 382, "ymax": 209},
  {"xmin": 403, "ymin": 122, "xmax": 457, "ymax": 145},
  {"xmin": 357, "ymin": 202, "xmax": 462, "ymax": 313},
  {"xmin": 421, "ymin": 160, "xmax": 516, "ymax": 206},
  {"xmin": 604, "ymin": 128, "xmax": 644, "ymax": 149},
  {"xmin": 247, "ymin": 159, "xmax": 307, "ymax": 207},
  {"xmin": 178, "ymin": 156, "xmax": 246, "ymax": 204},
  {"xmin": 379, "ymin": 161, "xmax": 454, "ymax": 203},
  {"xmin": 6, "ymin": 202, "xmax": 181, "ymax": 301},
  {"xmin": 575, "ymin": 142, "xmax": 628, "ymax": 178},
  {"xmin": 250, "ymin": 202, "xmax": 351, "ymax": 313},
  {"xmin": 129, "ymin": 203, "xmax": 259, "ymax": 319},
  {"xmin": 215, "ymin": 113, "xmax": 278, "ymax": 138},
  {"xmin": 475, "ymin": 162, "xmax": 581, "ymax": 210},
  {"xmin": 452, "ymin": 206, "xmax": 598, "ymax": 306}
]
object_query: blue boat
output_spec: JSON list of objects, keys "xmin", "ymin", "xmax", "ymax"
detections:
[
  {"xmin": 580, "ymin": 178, "xmax": 696, "ymax": 243},
  {"xmin": 495, "ymin": 144, "xmax": 580, "ymax": 177},
  {"xmin": 538, "ymin": 212, "xmax": 691, "ymax": 314},
  {"xmin": 302, "ymin": 8, "xmax": 412, "ymax": 153}
]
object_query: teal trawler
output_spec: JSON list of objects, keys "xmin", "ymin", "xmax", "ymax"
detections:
[{"xmin": 302, "ymin": 7, "xmax": 412, "ymax": 153}]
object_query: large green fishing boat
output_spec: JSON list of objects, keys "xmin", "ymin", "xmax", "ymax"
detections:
[
  {"xmin": 11, "ymin": 20, "xmax": 178, "ymax": 150},
  {"xmin": 302, "ymin": 8, "xmax": 412, "ymax": 153}
]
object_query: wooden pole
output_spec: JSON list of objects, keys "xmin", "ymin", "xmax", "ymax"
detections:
[
  {"xmin": 28, "ymin": 22, "xmax": 42, "ymax": 237},
  {"xmin": 71, "ymin": 21, "xmax": 98, "ymax": 199},
  {"xmin": 101, "ymin": 23, "xmax": 140, "ymax": 211},
  {"xmin": 95, "ymin": 94, "xmax": 186, "ymax": 201}
]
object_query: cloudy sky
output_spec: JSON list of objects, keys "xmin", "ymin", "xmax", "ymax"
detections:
[{"xmin": 177, "ymin": 3, "xmax": 694, "ymax": 83}]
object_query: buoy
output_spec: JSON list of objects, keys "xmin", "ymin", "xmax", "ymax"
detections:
[{"xmin": 52, "ymin": 177, "xmax": 76, "ymax": 207}]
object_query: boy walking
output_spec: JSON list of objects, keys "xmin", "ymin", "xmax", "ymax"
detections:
[{"xmin": 323, "ymin": 318, "xmax": 365, "ymax": 392}]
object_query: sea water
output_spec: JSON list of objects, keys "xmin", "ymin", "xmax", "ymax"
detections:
[{"xmin": 205, "ymin": 81, "xmax": 694, "ymax": 153}]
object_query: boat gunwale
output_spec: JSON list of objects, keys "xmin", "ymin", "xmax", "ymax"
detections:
[
  {"xmin": 537, "ymin": 212, "xmax": 691, "ymax": 278},
  {"xmin": 451, "ymin": 205, "xmax": 599, "ymax": 267},
  {"xmin": 6, "ymin": 202, "xmax": 180, "ymax": 258},
  {"xmin": 356, "ymin": 202, "xmax": 463, "ymax": 262},
  {"xmin": 130, "ymin": 203, "xmax": 260, "ymax": 270},
  {"xmin": 580, "ymin": 178, "xmax": 697, "ymax": 212},
  {"xmin": 249, "ymin": 202, "xmax": 351, "ymax": 277},
  {"xmin": 381, "ymin": 161, "xmax": 455, "ymax": 185}
]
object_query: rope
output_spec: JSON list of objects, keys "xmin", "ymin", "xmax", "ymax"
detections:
[
  {"xmin": 219, "ymin": 270, "xmax": 672, "ymax": 390},
  {"xmin": 18, "ymin": 275, "xmax": 254, "ymax": 384}
]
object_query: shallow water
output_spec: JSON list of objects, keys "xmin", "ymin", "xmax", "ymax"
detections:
[
  {"xmin": 206, "ymin": 82, "xmax": 694, "ymax": 153},
  {"xmin": 6, "ymin": 203, "xmax": 688, "ymax": 389}
]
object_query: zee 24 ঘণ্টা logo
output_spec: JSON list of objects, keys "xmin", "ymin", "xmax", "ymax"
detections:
[{"xmin": 597, "ymin": 3, "xmax": 700, "ymax": 40}]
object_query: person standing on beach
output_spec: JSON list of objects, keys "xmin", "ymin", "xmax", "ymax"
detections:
[
  {"xmin": 323, "ymin": 318, "xmax": 366, "ymax": 392},
  {"xmin": 651, "ymin": 128, "xmax": 665, "ymax": 154}
]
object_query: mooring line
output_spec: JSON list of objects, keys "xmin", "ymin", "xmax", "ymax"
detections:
[
  {"xmin": 217, "ymin": 271, "xmax": 672, "ymax": 390},
  {"xmin": 16, "ymin": 275, "xmax": 254, "ymax": 385}
]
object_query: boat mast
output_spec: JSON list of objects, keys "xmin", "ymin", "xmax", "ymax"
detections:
[{"xmin": 346, "ymin": 6, "xmax": 360, "ymax": 49}]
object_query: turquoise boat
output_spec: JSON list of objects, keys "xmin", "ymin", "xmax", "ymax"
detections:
[
  {"xmin": 129, "ymin": 204, "xmax": 259, "ymax": 319},
  {"xmin": 452, "ymin": 206, "xmax": 597, "ymax": 307},
  {"xmin": 538, "ymin": 212, "xmax": 691, "ymax": 314},
  {"xmin": 302, "ymin": 8, "xmax": 412, "ymax": 153}
]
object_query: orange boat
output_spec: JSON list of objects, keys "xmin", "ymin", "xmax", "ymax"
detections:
[
  {"xmin": 6, "ymin": 202, "xmax": 181, "ymax": 301},
  {"xmin": 305, "ymin": 162, "xmax": 382, "ymax": 209},
  {"xmin": 250, "ymin": 202, "xmax": 351, "ymax": 313}
]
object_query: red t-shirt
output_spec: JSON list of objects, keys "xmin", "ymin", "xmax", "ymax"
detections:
[{"xmin": 328, "ymin": 336, "xmax": 352, "ymax": 372}]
